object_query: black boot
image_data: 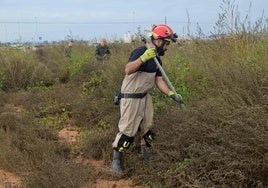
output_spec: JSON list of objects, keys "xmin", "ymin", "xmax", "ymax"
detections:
[{"xmin": 111, "ymin": 149, "xmax": 123, "ymax": 176}]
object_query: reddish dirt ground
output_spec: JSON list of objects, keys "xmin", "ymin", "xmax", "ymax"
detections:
[
  {"xmin": 59, "ymin": 127, "xmax": 144, "ymax": 188},
  {"xmin": 0, "ymin": 169, "xmax": 22, "ymax": 188},
  {"xmin": 0, "ymin": 127, "xmax": 143, "ymax": 188}
]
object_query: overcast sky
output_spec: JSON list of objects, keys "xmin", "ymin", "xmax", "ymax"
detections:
[{"xmin": 0, "ymin": 0, "xmax": 267, "ymax": 43}]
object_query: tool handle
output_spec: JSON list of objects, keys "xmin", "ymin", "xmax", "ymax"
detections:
[
  {"xmin": 142, "ymin": 37, "xmax": 186, "ymax": 110},
  {"xmin": 153, "ymin": 56, "xmax": 186, "ymax": 110}
]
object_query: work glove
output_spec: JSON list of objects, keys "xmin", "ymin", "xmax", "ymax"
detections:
[
  {"xmin": 140, "ymin": 48, "xmax": 156, "ymax": 63},
  {"xmin": 168, "ymin": 90, "xmax": 183, "ymax": 105}
]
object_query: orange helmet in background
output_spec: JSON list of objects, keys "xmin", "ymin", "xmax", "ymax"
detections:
[{"xmin": 151, "ymin": 24, "xmax": 178, "ymax": 42}]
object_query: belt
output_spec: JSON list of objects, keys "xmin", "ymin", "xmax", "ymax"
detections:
[{"xmin": 120, "ymin": 93, "xmax": 147, "ymax": 99}]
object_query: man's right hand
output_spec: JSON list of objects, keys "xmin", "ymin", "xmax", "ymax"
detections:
[{"xmin": 140, "ymin": 48, "xmax": 156, "ymax": 63}]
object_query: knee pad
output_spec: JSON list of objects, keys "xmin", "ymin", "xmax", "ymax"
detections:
[
  {"xmin": 115, "ymin": 134, "xmax": 134, "ymax": 152},
  {"xmin": 143, "ymin": 130, "xmax": 155, "ymax": 147}
]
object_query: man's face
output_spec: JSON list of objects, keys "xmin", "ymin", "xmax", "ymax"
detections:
[
  {"xmin": 155, "ymin": 39, "xmax": 170, "ymax": 56},
  {"xmin": 69, "ymin": 42, "xmax": 74, "ymax": 47},
  {"xmin": 162, "ymin": 40, "xmax": 170, "ymax": 51},
  {"xmin": 100, "ymin": 40, "xmax": 106, "ymax": 46}
]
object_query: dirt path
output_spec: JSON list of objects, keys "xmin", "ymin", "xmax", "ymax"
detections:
[
  {"xmin": 58, "ymin": 127, "xmax": 144, "ymax": 188},
  {"xmin": 0, "ymin": 169, "xmax": 22, "ymax": 188},
  {"xmin": 0, "ymin": 123, "xmax": 143, "ymax": 188}
]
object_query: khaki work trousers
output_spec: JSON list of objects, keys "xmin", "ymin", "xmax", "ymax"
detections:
[{"xmin": 112, "ymin": 94, "xmax": 154, "ymax": 148}]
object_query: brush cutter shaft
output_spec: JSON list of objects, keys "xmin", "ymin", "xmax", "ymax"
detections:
[
  {"xmin": 143, "ymin": 38, "xmax": 186, "ymax": 110},
  {"xmin": 153, "ymin": 55, "xmax": 186, "ymax": 110}
]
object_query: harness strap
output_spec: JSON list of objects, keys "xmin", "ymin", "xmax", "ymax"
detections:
[{"xmin": 120, "ymin": 93, "xmax": 147, "ymax": 99}]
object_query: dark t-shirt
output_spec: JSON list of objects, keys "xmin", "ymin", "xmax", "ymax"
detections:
[{"xmin": 128, "ymin": 46, "xmax": 162, "ymax": 77}]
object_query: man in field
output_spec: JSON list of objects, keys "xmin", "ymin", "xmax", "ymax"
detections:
[
  {"xmin": 111, "ymin": 24, "xmax": 181, "ymax": 176},
  {"xmin": 64, "ymin": 40, "xmax": 74, "ymax": 58},
  {"xmin": 95, "ymin": 38, "xmax": 110, "ymax": 62}
]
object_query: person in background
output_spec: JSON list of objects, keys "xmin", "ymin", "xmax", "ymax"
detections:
[
  {"xmin": 64, "ymin": 40, "xmax": 74, "ymax": 58},
  {"xmin": 95, "ymin": 38, "xmax": 110, "ymax": 62},
  {"xmin": 111, "ymin": 24, "xmax": 181, "ymax": 176}
]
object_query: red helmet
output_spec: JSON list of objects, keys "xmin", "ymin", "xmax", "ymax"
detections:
[{"xmin": 151, "ymin": 24, "xmax": 177, "ymax": 42}]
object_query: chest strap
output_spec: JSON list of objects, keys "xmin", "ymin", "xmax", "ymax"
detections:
[{"xmin": 120, "ymin": 93, "xmax": 147, "ymax": 99}]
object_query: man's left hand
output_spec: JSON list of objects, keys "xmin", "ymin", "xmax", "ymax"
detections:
[{"xmin": 168, "ymin": 91, "xmax": 183, "ymax": 104}]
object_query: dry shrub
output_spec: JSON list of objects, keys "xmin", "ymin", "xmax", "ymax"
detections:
[
  {"xmin": 35, "ymin": 45, "xmax": 70, "ymax": 83},
  {"xmin": 30, "ymin": 62, "xmax": 55, "ymax": 87},
  {"xmin": 0, "ymin": 100, "xmax": 92, "ymax": 187},
  {"xmin": 0, "ymin": 48, "xmax": 36, "ymax": 90},
  {"xmin": 167, "ymin": 35, "xmax": 268, "ymax": 105},
  {"xmin": 24, "ymin": 157, "xmax": 91, "ymax": 188},
  {"xmin": 0, "ymin": 45, "xmax": 70, "ymax": 90},
  {"xmin": 127, "ymin": 98, "xmax": 267, "ymax": 187},
  {"xmin": 81, "ymin": 128, "xmax": 115, "ymax": 160}
]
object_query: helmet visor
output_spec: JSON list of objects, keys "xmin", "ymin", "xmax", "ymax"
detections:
[{"xmin": 170, "ymin": 33, "xmax": 178, "ymax": 42}]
